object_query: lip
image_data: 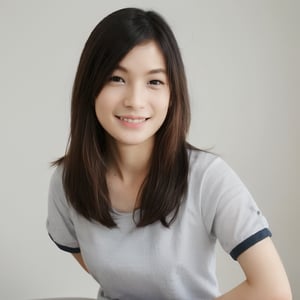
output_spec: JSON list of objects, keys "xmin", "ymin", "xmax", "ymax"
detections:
[{"xmin": 115, "ymin": 115, "xmax": 150, "ymax": 128}]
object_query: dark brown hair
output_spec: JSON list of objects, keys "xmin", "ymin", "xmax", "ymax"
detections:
[{"xmin": 55, "ymin": 7, "xmax": 191, "ymax": 227}]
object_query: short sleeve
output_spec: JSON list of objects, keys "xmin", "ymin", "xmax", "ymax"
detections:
[
  {"xmin": 46, "ymin": 166, "xmax": 80, "ymax": 253},
  {"xmin": 201, "ymin": 157, "xmax": 271, "ymax": 260}
]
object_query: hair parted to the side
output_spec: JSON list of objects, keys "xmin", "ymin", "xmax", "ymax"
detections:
[{"xmin": 54, "ymin": 7, "xmax": 191, "ymax": 228}]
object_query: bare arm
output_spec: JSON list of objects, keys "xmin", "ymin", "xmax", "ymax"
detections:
[
  {"xmin": 72, "ymin": 252, "xmax": 89, "ymax": 273},
  {"xmin": 216, "ymin": 237, "xmax": 292, "ymax": 300}
]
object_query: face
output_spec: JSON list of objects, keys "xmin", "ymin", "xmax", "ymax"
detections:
[{"xmin": 95, "ymin": 40, "xmax": 170, "ymax": 149}]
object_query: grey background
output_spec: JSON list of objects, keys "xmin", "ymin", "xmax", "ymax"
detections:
[{"xmin": 0, "ymin": 0, "xmax": 299, "ymax": 299}]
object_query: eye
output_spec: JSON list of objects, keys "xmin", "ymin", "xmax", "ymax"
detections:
[
  {"xmin": 109, "ymin": 76, "xmax": 125, "ymax": 83},
  {"xmin": 148, "ymin": 80, "xmax": 164, "ymax": 86}
]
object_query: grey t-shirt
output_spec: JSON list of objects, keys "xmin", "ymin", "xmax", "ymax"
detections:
[{"xmin": 47, "ymin": 150, "xmax": 271, "ymax": 300}]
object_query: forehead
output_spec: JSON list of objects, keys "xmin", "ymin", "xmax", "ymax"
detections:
[{"xmin": 117, "ymin": 40, "xmax": 166, "ymax": 72}]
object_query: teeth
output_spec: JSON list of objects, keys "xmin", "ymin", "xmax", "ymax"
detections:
[{"xmin": 119, "ymin": 117, "xmax": 146, "ymax": 123}]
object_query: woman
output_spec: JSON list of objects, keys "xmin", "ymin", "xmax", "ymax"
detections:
[{"xmin": 47, "ymin": 7, "xmax": 292, "ymax": 300}]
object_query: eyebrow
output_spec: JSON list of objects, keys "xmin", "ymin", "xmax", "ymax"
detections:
[{"xmin": 115, "ymin": 65, "xmax": 167, "ymax": 75}]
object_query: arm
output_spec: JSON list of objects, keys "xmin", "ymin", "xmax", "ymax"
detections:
[
  {"xmin": 215, "ymin": 237, "xmax": 292, "ymax": 300},
  {"xmin": 72, "ymin": 252, "xmax": 89, "ymax": 273}
]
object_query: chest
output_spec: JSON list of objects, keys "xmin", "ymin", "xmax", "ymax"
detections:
[{"xmin": 72, "ymin": 203, "xmax": 218, "ymax": 300}]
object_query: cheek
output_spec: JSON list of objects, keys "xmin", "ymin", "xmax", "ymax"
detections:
[
  {"xmin": 94, "ymin": 99, "xmax": 104, "ymax": 122},
  {"xmin": 158, "ymin": 92, "xmax": 170, "ymax": 116},
  {"xmin": 95, "ymin": 90, "xmax": 115, "ymax": 117}
]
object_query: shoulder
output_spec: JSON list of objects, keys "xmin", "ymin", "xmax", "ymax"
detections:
[
  {"xmin": 50, "ymin": 163, "xmax": 63, "ymax": 180},
  {"xmin": 187, "ymin": 148, "xmax": 223, "ymax": 179},
  {"xmin": 186, "ymin": 148, "xmax": 250, "ymax": 213},
  {"xmin": 49, "ymin": 164, "xmax": 64, "ymax": 188},
  {"xmin": 48, "ymin": 164, "xmax": 66, "ymax": 206},
  {"xmin": 187, "ymin": 148, "xmax": 241, "ymax": 184},
  {"xmin": 188, "ymin": 148, "xmax": 218, "ymax": 166}
]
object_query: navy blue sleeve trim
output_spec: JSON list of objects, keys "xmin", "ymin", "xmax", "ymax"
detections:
[
  {"xmin": 48, "ymin": 234, "xmax": 80, "ymax": 253},
  {"xmin": 230, "ymin": 228, "xmax": 272, "ymax": 260}
]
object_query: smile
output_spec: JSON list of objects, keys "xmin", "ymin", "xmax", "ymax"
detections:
[{"xmin": 117, "ymin": 116, "xmax": 149, "ymax": 123}]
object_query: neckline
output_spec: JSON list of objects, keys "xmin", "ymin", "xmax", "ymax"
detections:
[{"xmin": 111, "ymin": 207, "xmax": 140, "ymax": 216}]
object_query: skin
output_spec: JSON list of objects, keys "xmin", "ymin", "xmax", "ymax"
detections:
[
  {"xmin": 216, "ymin": 238, "xmax": 292, "ymax": 300},
  {"xmin": 72, "ymin": 40, "xmax": 292, "ymax": 299},
  {"xmin": 95, "ymin": 40, "xmax": 170, "ymax": 150},
  {"xmin": 94, "ymin": 40, "xmax": 170, "ymax": 212}
]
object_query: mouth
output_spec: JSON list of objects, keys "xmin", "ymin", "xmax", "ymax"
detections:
[{"xmin": 116, "ymin": 116, "xmax": 150, "ymax": 123}]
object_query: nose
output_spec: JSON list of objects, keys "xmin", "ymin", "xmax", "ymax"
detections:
[{"xmin": 123, "ymin": 84, "xmax": 145, "ymax": 109}]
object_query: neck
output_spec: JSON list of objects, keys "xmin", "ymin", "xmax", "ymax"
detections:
[{"xmin": 107, "ymin": 138, "xmax": 154, "ymax": 182}]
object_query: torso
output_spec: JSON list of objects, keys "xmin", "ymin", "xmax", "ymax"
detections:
[
  {"xmin": 48, "ymin": 149, "xmax": 270, "ymax": 300},
  {"xmin": 71, "ymin": 150, "xmax": 222, "ymax": 300}
]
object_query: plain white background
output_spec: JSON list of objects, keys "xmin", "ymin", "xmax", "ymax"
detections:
[{"xmin": 0, "ymin": 0, "xmax": 299, "ymax": 299}]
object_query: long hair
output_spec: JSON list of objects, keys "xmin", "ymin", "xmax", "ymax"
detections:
[{"xmin": 54, "ymin": 8, "xmax": 191, "ymax": 227}]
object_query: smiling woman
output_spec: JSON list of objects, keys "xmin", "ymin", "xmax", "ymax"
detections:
[
  {"xmin": 51, "ymin": 7, "xmax": 190, "ymax": 229},
  {"xmin": 95, "ymin": 41, "xmax": 170, "ymax": 148},
  {"xmin": 46, "ymin": 7, "xmax": 292, "ymax": 300}
]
